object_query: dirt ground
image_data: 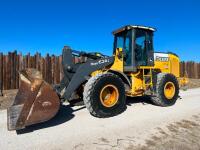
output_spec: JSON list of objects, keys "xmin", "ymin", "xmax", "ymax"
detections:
[
  {"xmin": 182, "ymin": 78, "xmax": 200, "ymax": 89},
  {"xmin": 0, "ymin": 89, "xmax": 17, "ymax": 110},
  {"xmin": 136, "ymin": 117, "xmax": 200, "ymax": 150}
]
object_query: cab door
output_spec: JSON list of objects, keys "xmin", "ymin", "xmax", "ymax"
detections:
[
  {"xmin": 123, "ymin": 30, "xmax": 138, "ymax": 72},
  {"xmin": 134, "ymin": 29, "xmax": 154, "ymax": 66}
]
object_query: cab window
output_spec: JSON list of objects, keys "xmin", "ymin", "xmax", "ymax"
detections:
[{"xmin": 114, "ymin": 30, "xmax": 132, "ymax": 66}]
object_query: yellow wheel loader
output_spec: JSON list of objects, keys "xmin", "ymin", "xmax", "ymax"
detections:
[{"xmin": 7, "ymin": 25, "xmax": 186, "ymax": 130}]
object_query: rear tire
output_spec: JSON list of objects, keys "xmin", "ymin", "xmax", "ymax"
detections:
[
  {"xmin": 83, "ymin": 73, "xmax": 126, "ymax": 118},
  {"xmin": 151, "ymin": 73, "xmax": 179, "ymax": 106}
]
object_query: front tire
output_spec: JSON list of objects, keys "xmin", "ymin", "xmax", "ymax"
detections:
[{"xmin": 83, "ymin": 73, "xmax": 126, "ymax": 118}]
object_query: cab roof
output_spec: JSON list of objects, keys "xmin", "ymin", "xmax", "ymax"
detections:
[{"xmin": 112, "ymin": 25, "xmax": 156, "ymax": 35}]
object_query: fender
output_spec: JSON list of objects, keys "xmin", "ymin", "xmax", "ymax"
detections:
[{"xmin": 108, "ymin": 69, "xmax": 131, "ymax": 87}]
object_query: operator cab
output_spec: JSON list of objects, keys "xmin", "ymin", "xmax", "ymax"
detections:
[{"xmin": 113, "ymin": 25, "xmax": 156, "ymax": 72}]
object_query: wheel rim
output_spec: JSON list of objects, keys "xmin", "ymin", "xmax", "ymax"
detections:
[
  {"xmin": 164, "ymin": 82, "xmax": 175, "ymax": 99},
  {"xmin": 100, "ymin": 84, "xmax": 119, "ymax": 108}
]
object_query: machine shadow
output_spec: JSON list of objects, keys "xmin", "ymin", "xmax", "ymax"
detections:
[
  {"xmin": 16, "ymin": 105, "xmax": 85, "ymax": 134},
  {"xmin": 126, "ymin": 96, "xmax": 155, "ymax": 106}
]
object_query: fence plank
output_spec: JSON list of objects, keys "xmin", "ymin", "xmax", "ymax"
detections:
[
  {"xmin": 55, "ymin": 56, "xmax": 60, "ymax": 83},
  {"xmin": 16, "ymin": 53, "xmax": 19, "ymax": 88},
  {"xmin": 0, "ymin": 53, "xmax": 3, "ymax": 95},
  {"xmin": 198, "ymin": 63, "xmax": 200, "ymax": 79},
  {"xmin": 13, "ymin": 51, "xmax": 16, "ymax": 89},
  {"xmin": 3, "ymin": 55, "xmax": 6, "ymax": 89},
  {"xmin": 7, "ymin": 53, "xmax": 12, "ymax": 89}
]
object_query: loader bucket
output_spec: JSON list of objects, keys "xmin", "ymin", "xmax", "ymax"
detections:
[{"xmin": 7, "ymin": 69, "xmax": 60, "ymax": 131}]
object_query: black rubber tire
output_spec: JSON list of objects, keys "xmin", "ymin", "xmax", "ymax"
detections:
[
  {"xmin": 151, "ymin": 73, "xmax": 179, "ymax": 106},
  {"xmin": 83, "ymin": 73, "xmax": 126, "ymax": 118}
]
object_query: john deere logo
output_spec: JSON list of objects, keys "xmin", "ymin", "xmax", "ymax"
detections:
[
  {"xmin": 91, "ymin": 59, "xmax": 110, "ymax": 66},
  {"xmin": 156, "ymin": 56, "xmax": 169, "ymax": 62}
]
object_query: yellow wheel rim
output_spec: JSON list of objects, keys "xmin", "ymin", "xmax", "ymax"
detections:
[
  {"xmin": 100, "ymin": 84, "xmax": 119, "ymax": 108},
  {"xmin": 164, "ymin": 82, "xmax": 175, "ymax": 99}
]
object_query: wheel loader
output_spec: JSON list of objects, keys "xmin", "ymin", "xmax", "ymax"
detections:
[{"xmin": 7, "ymin": 25, "xmax": 186, "ymax": 131}]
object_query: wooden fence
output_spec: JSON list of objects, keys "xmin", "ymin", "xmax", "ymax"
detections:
[
  {"xmin": 0, "ymin": 51, "xmax": 200, "ymax": 90},
  {"xmin": 180, "ymin": 61, "xmax": 200, "ymax": 79}
]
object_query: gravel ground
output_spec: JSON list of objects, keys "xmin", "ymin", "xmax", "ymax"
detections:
[{"xmin": 0, "ymin": 88, "xmax": 200, "ymax": 150}]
